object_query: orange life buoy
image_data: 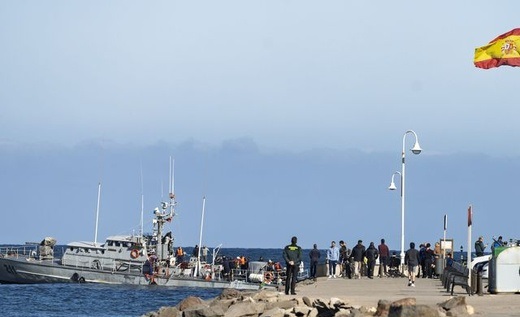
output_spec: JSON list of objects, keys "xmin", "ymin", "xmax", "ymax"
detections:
[
  {"xmin": 130, "ymin": 249, "xmax": 139, "ymax": 259},
  {"xmin": 264, "ymin": 272, "xmax": 273, "ymax": 283}
]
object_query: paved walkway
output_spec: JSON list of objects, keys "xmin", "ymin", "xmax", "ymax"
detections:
[{"xmin": 292, "ymin": 276, "xmax": 519, "ymax": 316}]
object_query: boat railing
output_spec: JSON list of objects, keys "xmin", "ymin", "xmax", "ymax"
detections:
[{"xmin": 0, "ymin": 245, "xmax": 38, "ymax": 259}]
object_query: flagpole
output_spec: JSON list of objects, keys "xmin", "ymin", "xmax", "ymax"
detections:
[
  {"xmin": 443, "ymin": 214, "xmax": 447, "ymax": 266},
  {"xmin": 467, "ymin": 205, "xmax": 473, "ymax": 287}
]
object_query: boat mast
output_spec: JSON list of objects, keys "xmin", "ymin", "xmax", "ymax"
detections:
[
  {"xmin": 196, "ymin": 196, "xmax": 206, "ymax": 276},
  {"xmin": 140, "ymin": 163, "xmax": 144, "ymax": 237},
  {"xmin": 168, "ymin": 156, "xmax": 176, "ymax": 221},
  {"xmin": 169, "ymin": 156, "xmax": 174, "ymax": 203},
  {"xmin": 94, "ymin": 182, "xmax": 101, "ymax": 246}
]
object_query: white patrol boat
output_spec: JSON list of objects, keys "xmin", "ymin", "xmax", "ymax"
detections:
[
  {"xmin": 0, "ymin": 199, "xmax": 279, "ymax": 290},
  {"xmin": 0, "ymin": 162, "xmax": 279, "ymax": 290}
]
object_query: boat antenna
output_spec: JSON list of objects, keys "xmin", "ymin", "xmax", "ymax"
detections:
[
  {"xmin": 94, "ymin": 182, "xmax": 101, "ymax": 245},
  {"xmin": 169, "ymin": 156, "xmax": 174, "ymax": 199},
  {"xmin": 94, "ymin": 142, "xmax": 104, "ymax": 246},
  {"xmin": 169, "ymin": 156, "xmax": 176, "ymax": 216},
  {"xmin": 140, "ymin": 161, "xmax": 144, "ymax": 236}
]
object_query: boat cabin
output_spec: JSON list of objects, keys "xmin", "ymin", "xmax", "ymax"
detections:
[{"xmin": 61, "ymin": 235, "xmax": 148, "ymax": 272}]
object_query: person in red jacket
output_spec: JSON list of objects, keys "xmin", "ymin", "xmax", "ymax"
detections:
[{"xmin": 378, "ymin": 238, "xmax": 390, "ymax": 277}]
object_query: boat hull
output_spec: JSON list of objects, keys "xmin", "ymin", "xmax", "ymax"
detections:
[{"xmin": 0, "ymin": 256, "xmax": 269, "ymax": 290}]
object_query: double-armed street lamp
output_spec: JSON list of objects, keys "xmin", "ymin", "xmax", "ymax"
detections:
[{"xmin": 388, "ymin": 130, "xmax": 422, "ymax": 274}]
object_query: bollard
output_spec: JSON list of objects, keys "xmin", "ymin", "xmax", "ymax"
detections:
[
  {"xmin": 477, "ymin": 271, "xmax": 484, "ymax": 296},
  {"xmin": 470, "ymin": 270, "xmax": 477, "ymax": 294}
]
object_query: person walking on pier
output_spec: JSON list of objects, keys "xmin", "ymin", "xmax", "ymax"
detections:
[
  {"xmin": 283, "ymin": 236, "xmax": 302, "ymax": 295},
  {"xmin": 405, "ymin": 242, "xmax": 420, "ymax": 287}
]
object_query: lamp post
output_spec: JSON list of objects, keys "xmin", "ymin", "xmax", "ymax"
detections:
[{"xmin": 388, "ymin": 130, "xmax": 422, "ymax": 274}]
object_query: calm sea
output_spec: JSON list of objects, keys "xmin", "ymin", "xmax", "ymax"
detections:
[{"xmin": 0, "ymin": 247, "xmax": 469, "ymax": 317}]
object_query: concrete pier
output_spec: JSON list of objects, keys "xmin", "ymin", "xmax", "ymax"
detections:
[{"xmin": 294, "ymin": 276, "xmax": 519, "ymax": 316}]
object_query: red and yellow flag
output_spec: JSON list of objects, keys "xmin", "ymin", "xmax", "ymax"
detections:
[{"xmin": 474, "ymin": 28, "xmax": 520, "ymax": 69}]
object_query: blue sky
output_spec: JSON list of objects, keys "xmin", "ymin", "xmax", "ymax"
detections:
[{"xmin": 1, "ymin": 1, "xmax": 519, "ymax": 251}]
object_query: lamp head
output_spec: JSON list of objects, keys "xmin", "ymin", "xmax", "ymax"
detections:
[
  {"xmin": 388, "ymin": 181, "xmax": 397, "ymax": 191},
  {"xmin": 411, "ymin": 141, "xmax": 422, "ymax": 155}
]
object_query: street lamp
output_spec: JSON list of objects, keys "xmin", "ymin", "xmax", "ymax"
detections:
[{"xmin": 388, "ymin": 130, "xmax": 422, "ymax": 274}]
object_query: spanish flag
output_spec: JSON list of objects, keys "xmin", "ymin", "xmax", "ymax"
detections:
[{"xmin": 474, "ymin": 28, "xmax": 520, "ymax": 69}]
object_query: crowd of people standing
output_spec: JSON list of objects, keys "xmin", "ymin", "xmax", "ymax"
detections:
[{"xmin": 303, "ymin": 237, "xmax": 444, "ymax": 284}]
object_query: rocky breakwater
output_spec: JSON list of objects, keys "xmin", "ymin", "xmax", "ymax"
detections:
[{"xmin": 143, "ymin": 289, "xmax": 474, "ymax": 317}]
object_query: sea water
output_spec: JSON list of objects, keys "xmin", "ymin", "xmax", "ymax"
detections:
[{"xmin": 0, "ymin": 283, "xmax": 222, "ymax": 317}]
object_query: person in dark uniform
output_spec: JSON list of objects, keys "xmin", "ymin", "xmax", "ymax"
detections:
[
  {"xmin": 222, "ymin": 256, "xmax": 231, "ymax": 280},
  {"xmin": 423, "ymin": 243, "xmax": 435, "ymax": 278},
  {"xmin": 350, "ymin": 240, "xmax": 366, "ymax": 279},
  {"xmin": 365, "ymin": 242, "xmax": 379, "ymax": 279},
  {"xmin": 309, "ymin": 244, "xmax": 321, "ymax": 280},
  {"xmin": 283, "ymin": 236, "xmax": 302, "ymax": 295}
]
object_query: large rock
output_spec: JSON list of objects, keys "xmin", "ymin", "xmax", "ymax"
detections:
[
  {"xmin": 438, "ymin": 296, "xmax": 469, "ymax": 317},
  {"xmin": 252, "ymin": 290, "xmax": 279, "ymax": 302},
  {"xmin": 143, "ymin": 306, "xmax": 179, "ymax": 317},
  {"xmin": 391, "ymin": 298, "xmax": 417, "ymax": 308},
  {"xmin": 265, "ymin": 299, "xmax": 297, "ymax": 310},
  {"xmin": 224, "ymin": 301, "xmax": 266, "ymax": 317},
  {"xmin": 439, "ymin": 297, "xmax": 466, "ymax": 311},
  {"xmin": 334, "ymin": 308, "xmax": 352, "ymax": 317},
  {"xmin": 293, "ymin": 305, "xmax": 312, "ymax": 316},
  {"xmin": 184, "ymin": 305, "xmax": 225, "ymax": 317},
  {"xmin": 307, "ymin": 307, "xmax": 319, "ymax": 317},
  {"xmin": 259, "ymin": 307, "xmax": 286, "ymax": 317},
  {"xmin": 302, "ymin": 296, "xmax": 313, "ymax": 307},
  {"xmin": 218, "ymin": 289, "xmax": 243, "ymax": 300},
  {"xmin": 375, "ymin": 299, "xmax": 391, "ymax": 317},
  {"xmin": 210, "ymin": 298, "xmax": 235, "ymax": 309},
  {"xmin": 386, "ymin": 297, "xmax": 440, "ymax": 317},
  {"xmin": 178, "ymin": 296, "xmax": 206, "ymax": 311},
  {"xmin": 389, "ymin": 304, "xmax": 439, "ymax": 317}
]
